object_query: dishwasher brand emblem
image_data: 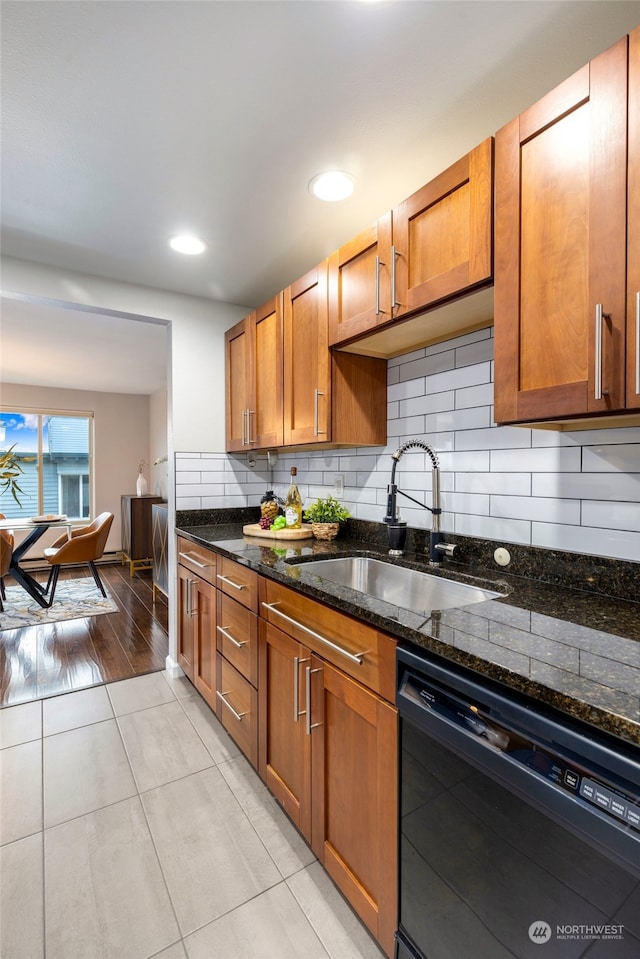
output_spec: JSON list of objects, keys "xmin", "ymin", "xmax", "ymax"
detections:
[{"xmin": 528, "ymin": 921, "xmax": 552, "ymax": 944}]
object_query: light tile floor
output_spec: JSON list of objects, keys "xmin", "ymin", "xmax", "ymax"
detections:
[{"xmin": 0, "ymin": 671, "xmax": 387, "ymax": 959}]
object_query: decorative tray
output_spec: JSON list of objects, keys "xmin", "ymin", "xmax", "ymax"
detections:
[{"xmin": 31, "ymin": 514, "xmax": 67, "ymax": 524}]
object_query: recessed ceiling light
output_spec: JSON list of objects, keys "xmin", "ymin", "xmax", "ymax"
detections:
[
  {"xmin": 169, "ymin": 234, "xmax": 207, "ymax": 255},
  {"xmin": 309, "ymin": 171, "xmax": 355, "ymax": 202}
]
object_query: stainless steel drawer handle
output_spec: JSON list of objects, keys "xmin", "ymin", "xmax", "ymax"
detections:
[
  {"xmin": 261, "ymin": 601, "xmax": 365, "ymax": 665},
  {"xmin": 179, "ymin": 551, "xmax": 213, "ymax": 570},
  {"xmin": 375, "ymin": 255, "xmax": 386, "ymax": 315},
  {"xmin": 217, "ymin": 625, "xmax": 246, "ymax": 649},
  {"xmin": 391, "ymin": 245, "xmax": 400, "ymax": 311},
  {"xmin": 293, "ymin": 655, "xmax": 310, "ymax": 722},
  {"xmin": 594, "ymin": 304, "xmax": 610, "ymax": 400},
  {"xmin": 313, "ymin": 389, "xmax": 326, "ymax": 436},
  {"xmin": 305, "ymin": 666, "xmax": 323, "ymax": 736},
  {"xmin": 216, "ymin": 690, "xmax": 248, "ymax": 722},
  {"xmin": 217, "ymin": 574, "xmax": 246, "ymax": 590}
]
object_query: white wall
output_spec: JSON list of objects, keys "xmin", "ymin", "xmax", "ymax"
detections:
[
  {"xmin": 1, "ymin": 256, "xmax": 248, "ymax": 452},
  {"xmin": 0, "ymin": 381, "xmax": 150, "ymax": 554},
  {"xmin": 176, "ymin": 327, "xmax": 640, "ymax": 565},
  {"xmin": 1, "ymin": 255, "xmax": 248, "ymax": 667}
]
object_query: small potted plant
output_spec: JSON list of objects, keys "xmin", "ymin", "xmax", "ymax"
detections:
[{"xmin": 304, "ymin": 494, "xmax": 350, "ymax": 540}]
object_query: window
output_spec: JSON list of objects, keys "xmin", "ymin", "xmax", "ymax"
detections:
[{"xmin": 0, "ymin": 410, "xmax": 93, "ymax": 520}]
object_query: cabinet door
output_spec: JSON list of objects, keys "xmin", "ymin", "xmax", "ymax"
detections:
[
  {"xmin": 309, "ymin": 657, "xmax": 398, "ymax": 958},
  {"xmin": 628, "ymin": 26, "xmax": 640, "ymax": 411},
  {"xmin": 192, "ymin": 577, "xmax": 217, "ymax": 710},
  {"xmin": 328, "ymin": 213, "xmax": 392, "ymax": 347},
  {"xmin": 495, "ymin": 38, "xmax": 628, "ymax": 424},
  {"xmin": 283, "ymin": 261, "xmax": 331, "ymax": 446},
  {"xmin": 258, "ymin": 621, "xmax": 312, "ymax": 841},
  {"xmin": 251, "ymin": 293, "xmax": 284, "ymax": 448},
  {"xmin": 177, "ymin": 565, "xmax": 195, "ymax": 681},
  {"xmin": 392, "ymin": 138, "xmax": 493, "ymax": 320},
  {"xmin": 225, "ymin": 315, "xmax": 254, "ymax": 452}
]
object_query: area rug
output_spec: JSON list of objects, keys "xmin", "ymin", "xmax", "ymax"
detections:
[{"xmin": 0, "ymin": 577, "xmax": 118, "ymax": 630}]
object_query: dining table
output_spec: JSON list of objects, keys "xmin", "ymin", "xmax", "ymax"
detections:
[{"xmin": 0, "ymin": 515, "xmax": 76, "ymax": 609}]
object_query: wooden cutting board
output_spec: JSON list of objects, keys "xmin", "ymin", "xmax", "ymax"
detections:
[{"xmin": 243, "ymin": 523, "xmax": 314, "ymax": 540}]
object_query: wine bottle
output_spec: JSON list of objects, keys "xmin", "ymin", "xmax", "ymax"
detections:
[{"xmin": 284, "ymin": 467, "xmax": 303, "ymax": 528}]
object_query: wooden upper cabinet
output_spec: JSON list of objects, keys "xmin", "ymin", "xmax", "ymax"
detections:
[
  {"xmin": 494, "ymin": 37, "xmax": 628, "ymax": 424},
  {"xmin": 328, "ymin": 213, "xmax": 392, "ymax": 346},
  {"xmin": 225, "ymin": 316, "xmax": 253, "ymax": 452},
  {"xmin": 283, "ymin": 261, "xmax": 331, "ymax": 446},
  {"xmin": 328, "ymin": 139, "xmax": 493, "ymax": 352},
  {"xmin": 392, "ymin": 137, "xmax": 493, "ymax": 320},
  {"xmin": 627, "ymin": 25, "xmax": 640, "ymax": 411},
  {"xmin": 225, "ymin": 294, "xmax": 284, "ymax": 451},
  {"xmin": 250, "ymin": 294, "xmax": 284, "ymax": 448}
]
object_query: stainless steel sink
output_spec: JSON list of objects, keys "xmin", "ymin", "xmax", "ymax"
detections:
[{"xmin": 297, "ymin": 556, "xmax": 504, "ymax": 612}]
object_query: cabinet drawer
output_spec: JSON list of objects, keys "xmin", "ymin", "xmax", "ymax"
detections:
[
  {"xmin": 216, "ymin": 592, "xmax": 258, "ymax": 686},
  {"xmin": 216, "ymin": 654, "xmax": 258, "ymax": 768},
  {"xmin": 177, "ymin": 536, "xmax": 217, "ymax": 587},
  {"xmin": 217, "ymin": 556, "xmax": 259, "ymax": 613},
  {"xmin": 260, "ymin": 579, "xmax": 396, "ymax": 702}
]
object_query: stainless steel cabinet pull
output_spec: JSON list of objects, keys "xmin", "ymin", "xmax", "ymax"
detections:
[
  {"xmin": 375, "ymin": 255, "xmax": 386, "ymax": 315},
  {"xmin": 594, "ymin": 304, "xmax": 610, "ymax": 400},
  {"xmin": 217, "ymin": 625, "xmax": 245, "ymax": 649},
  {"xmin": 305, "ymin": 666, "xmax": 323, "ymax": 735},
  {"xmin": 391, "ymin": 246, "xmax": 401, "ymax": 311},
  {"xmin": 261, "ymin": 602, "xmax": 364, "ymax": 665},
  {"xmin": 178, "ymin": 551, "xmax": 213, "ymax": 570},
  {"xmin": 293, "ymin": 655, "xmax": 310, "ymax": 722},
  {"xmin": 241, "ymin": 409, "xmax": 247, "ymax": 446},
  {"xmin": 216, "ymin": 690, "xmax": 247, "ymax": 722},
  {"xmin": 313, "ymin": 389, "xmax": 326, "ymax": 436},
  {"xmin": 217, "ymin": 574, "xmax": 246, "ymax": 591},
  {"xmin": 247, "ymin": 409, "xmax": 255, "ymax": 445},
  {"xmin": 636, "ymin": 290, "xmax": 640, "ymax": 396},
  {"xmin": 185, "ymin": 578, "xmax": 198, "ymax": 617}
]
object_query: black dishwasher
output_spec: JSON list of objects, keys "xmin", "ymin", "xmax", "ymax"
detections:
[{"xmin": 396, "ymin": 645, "xmax": 640, "ymax": 959}]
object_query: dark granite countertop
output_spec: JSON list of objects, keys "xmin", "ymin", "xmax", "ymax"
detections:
[{"xmin": 176, "ymin": 515, "xmax": 640, "ymax": 751}]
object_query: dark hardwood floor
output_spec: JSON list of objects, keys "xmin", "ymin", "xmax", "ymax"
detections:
[{"xmin": 0, "ymin": 562, "xmax": 168, "ymax": 707}]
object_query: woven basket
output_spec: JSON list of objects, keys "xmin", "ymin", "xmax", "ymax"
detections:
[{"xmin": 311, "ymin": 522, "xmax": 340, "ymax": 541}]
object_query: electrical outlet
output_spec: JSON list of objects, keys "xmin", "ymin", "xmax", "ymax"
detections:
[{"xmin": 334, "ymin": 474, "xmax": 344, "ymax": 496}]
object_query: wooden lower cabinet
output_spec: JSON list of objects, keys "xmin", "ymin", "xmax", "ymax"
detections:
[
  {"xmin": 259, "ymin": 620, "xmax": 398, "ymax": 957},
  {"xmin": 311, "ymin": 655, "xmax": 398, "ymax": 958},
  {"xmin": 177, "ymin": 564, "xmax": 217, "ymax": 709}
]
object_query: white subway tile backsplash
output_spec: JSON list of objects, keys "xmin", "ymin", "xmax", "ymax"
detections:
[
  {"xmin": 532, "ymin": 522, "xmax": 640, "ymax": 563},
  {"xmin": 533, "ymin": 472, "xmax": 640, "ymax": 501},
  {"xmin": 400, "ymin": 390, "xmax": 455, "ymax": 418},
  {"xmin": 455, "ymin": 337, "xmax": 493, "ymax": 367},
  {"xmin": 491, "ymin": 495, "xmax": 580, "ymax": 525},
  {"xmin": 491, "ymin": 446, "xmax": 581, "ymax": 473},
  {"xmin": 581, "ymin": 500, "xmax": 640, "ymax": 533},
  {"xmin": 178, "ymin": 329, "xmax": 640, "ymax": 563},
  {"xmin": 455, "ymin": 471, "xmax": 530, "ymax": 495},
  {"xmin": 456, "ymin": 426, "xmax": 531, "ymax": 451},
  {"xmin": 455, "ymin": 382, "xmax": 494, "ymax": 409},
  {"xmin": 426, "ymin": 405, "xmax": 491, "ymax": 434},
  {"xmin": 454, "ymin": 513, "xmax": 532, "ymax": 544},
  {"xmin": 582, "ymin": 444, "xmax": 640, "ymax": 473}
]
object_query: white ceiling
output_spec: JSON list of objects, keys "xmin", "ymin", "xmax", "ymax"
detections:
[{"xmin": 2, "ymin": 0, "xmax": 640, "ymax": 394}]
